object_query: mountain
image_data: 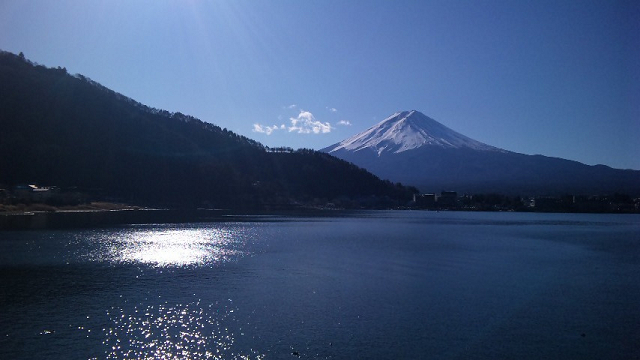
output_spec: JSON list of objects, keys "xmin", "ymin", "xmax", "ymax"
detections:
[
  {"xmin": 322, "ymin": 110, "xmax": 640, "ymax": 196},
  {"xmin": 0, "ymin": 50, "xmax": 416, "ymax": 208},
  {"xmin": 330, "ymin": 110, "xmax": 500, "ymax": 154}
]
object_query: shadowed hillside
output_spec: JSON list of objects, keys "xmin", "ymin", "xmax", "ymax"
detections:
[{"xmin": 0, "ymin": 51, "xmax": 416, "ymax": 209}]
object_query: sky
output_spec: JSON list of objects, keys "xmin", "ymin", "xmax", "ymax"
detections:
[{"xmin": 1, "ymin": 0, "xmax": 638, "ymax": 169}]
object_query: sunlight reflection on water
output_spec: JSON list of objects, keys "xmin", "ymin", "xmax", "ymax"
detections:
[
  {"xmin": 103, "ymin": 300, "xmax": 264, "ymax": 360},
  {"xmin": 81, "ymin": 224, "xmax": 257, "ymax": 268},
  {"xmin": 77, "ymin": 224, "xmax": 267, "ymax": 359},
  {"xmin": 115, "ymin": 229, "xmax": 240, "ymax": 267}
]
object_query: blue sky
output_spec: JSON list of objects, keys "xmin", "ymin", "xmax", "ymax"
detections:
[{"xmin": 1, "ymin": 0, "xmax": 638, "ymax": 169}]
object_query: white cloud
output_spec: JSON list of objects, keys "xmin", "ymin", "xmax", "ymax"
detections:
[
  {"xmin": 327, "ymin": 107, "xmax": 338, "ymax": 113},
  {"xmin": 337, "ymin": 120, "xmax": 352, "ymax": 126},
  {"xmin": 288, "ymin": 110, "xmax": 333, "ymax": 134},
  {"xmin": 286, "ymin": 104, "xmax": 297, "ymax": 109},
  {"xmin": 252, "ymin": 123, "xmax": 285, "ymax": 135}
]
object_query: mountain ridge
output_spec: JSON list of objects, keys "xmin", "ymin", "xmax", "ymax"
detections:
[
  {"xmin": 322, "ymin": 110, "xmax": 640, "ymax": 196},
  {"xmin": 0, "ymin": 50, "xmax": 416, "ymax": 208}
]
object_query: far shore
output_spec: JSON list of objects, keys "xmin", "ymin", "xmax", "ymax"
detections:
[
  {"xmin": 2, "ymin": 200, "xmax": 638, "ymax": 231},
  {"xmin": 0, "ymin": 201, "xmax": 143, "ymax": 214},
  {"xmin": 0, "ymin": 202, "xmax": 355, "ymax": 230}
]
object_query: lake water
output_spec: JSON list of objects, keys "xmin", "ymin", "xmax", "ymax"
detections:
[{"xmin": 0, "ymin": 211, "xmax": 638, "ymax": 359}]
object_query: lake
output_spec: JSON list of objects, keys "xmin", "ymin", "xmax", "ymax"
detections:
[{"xmin": 0, "ymin": 211, "xmax": 638, "ymax": 359}]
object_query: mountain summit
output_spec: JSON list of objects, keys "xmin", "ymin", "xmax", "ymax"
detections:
[
  {"xmin": 322, "ymin": 111, "xmax": 640, "ymax": 196},
  {"xmin": 326, "ymin": 110, "xmax": 500, "ymax": 155}
]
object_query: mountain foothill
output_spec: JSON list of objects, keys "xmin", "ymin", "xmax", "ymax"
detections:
[{"xmin": 0, "ymin": 51, "xmax": 415, "ymax": 209}]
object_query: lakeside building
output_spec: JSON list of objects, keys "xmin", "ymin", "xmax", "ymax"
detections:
[
  {"xmin": 412, "ymin": 191, "xmax": 458, "ymax": 209},
  {"xmin": 13, "ymin": 184, "xmax": 56, "ymax": 202},
  {"xmin": 413, "ymin": 193, "xmax": 436, "ymax": 207},
  {"xmin": 3, "ymin": 184, "xmax": 85, "ymax": 206}
]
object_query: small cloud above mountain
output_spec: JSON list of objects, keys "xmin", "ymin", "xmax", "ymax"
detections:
[
  {"xmin": 289, "ymin": 110, "xmax": 332, "ymax": 134},
  {"xmin": 252, "ymin": 123, "xmax": 285, "ymax": 135},
  {"xmin": 253, "ymin": 108, "xmax": 334, "ymax": 135}
]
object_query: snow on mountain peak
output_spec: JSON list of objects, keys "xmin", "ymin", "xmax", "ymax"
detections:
[{"xmin": 326, "ymin": 110, "xmax": 500, "ymax": 155}]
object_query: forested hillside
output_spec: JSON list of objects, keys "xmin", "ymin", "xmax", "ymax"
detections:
[{"xmin": 0, "ymin": 51, "xmax": 416, "ymax": 209}]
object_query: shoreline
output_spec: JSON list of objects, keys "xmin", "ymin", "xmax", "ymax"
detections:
[
  {"xmin": 0, "ymin": 206, "xmax": 355, "ymax": 230},
  {"xmin": 0, "ymin": 208, "xmax": 203, "ymax": 230},
  {"xmin": 2, "ymin": 204, "xmax": 638, "ymax": 231}
]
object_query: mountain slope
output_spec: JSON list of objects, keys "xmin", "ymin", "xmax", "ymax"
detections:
[
  {"xmin": 0, "ymin": 51, "xmax": 416, "ymax": 208},
  {"xmin": 328, "ymin": 110, "xmax": 500, "ymax": 154},
  {"xmin": 322, "ymin": 111, "xmax": 640, "ymax": 196}
]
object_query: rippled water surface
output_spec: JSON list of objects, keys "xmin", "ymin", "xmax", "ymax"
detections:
[{"xmin": 0, "ymin": 212, "xmax": 638, "ymax": 359}]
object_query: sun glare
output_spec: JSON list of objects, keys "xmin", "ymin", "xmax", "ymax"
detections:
[{"xmin": 106, "ymin": 227, "xmax": 247, "ymax": 268}]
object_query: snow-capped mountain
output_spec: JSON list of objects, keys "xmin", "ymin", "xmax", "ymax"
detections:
[
  {"xmin": 326, "ymin": 110, "xmax": 500, "ymax": 155},
  {"xmin": 322, "ymin": 111, "xmax": 640, "ymax": 196}
]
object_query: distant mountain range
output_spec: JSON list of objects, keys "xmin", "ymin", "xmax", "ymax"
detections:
[
  {"xmin": 322, "ymin": 110, "xmax": 640, "ymax": 196},
  {"xmin": 0, "ymin": 50, "xmax": 415, "ymax": 208}
]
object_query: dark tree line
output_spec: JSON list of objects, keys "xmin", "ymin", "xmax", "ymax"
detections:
[{"xmin": 0, "ymin": 50, "xmax": 416, "ymax": 209}]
